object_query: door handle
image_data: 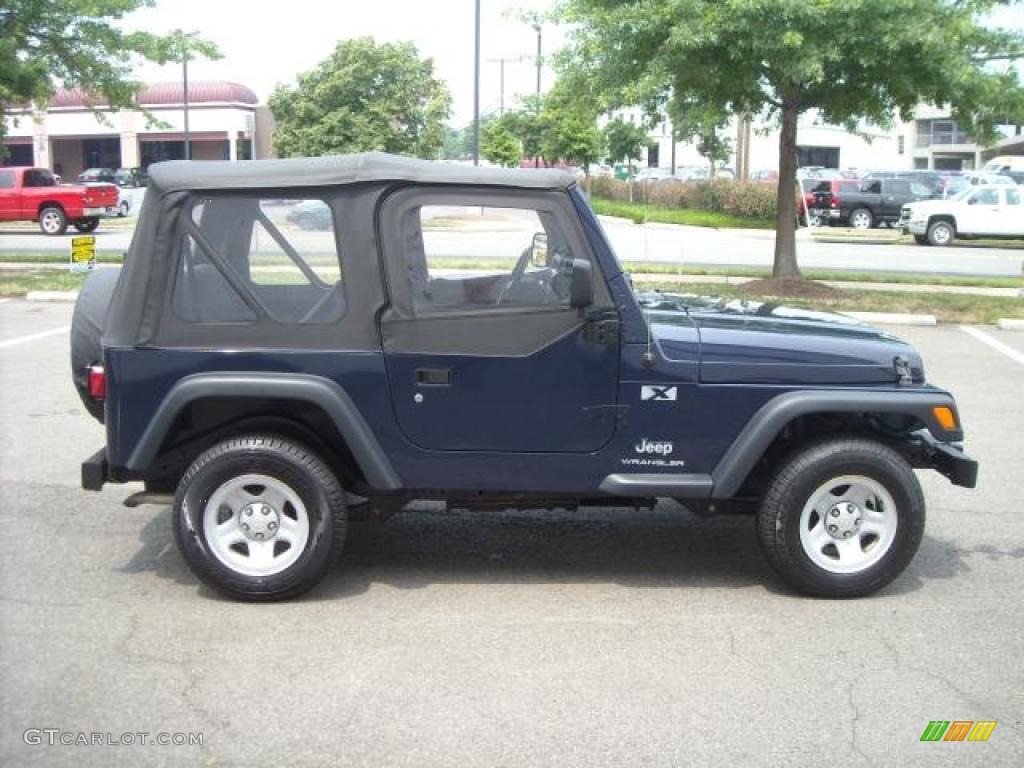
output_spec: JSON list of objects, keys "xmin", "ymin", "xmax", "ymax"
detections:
[{"xmin": 415, "ymin": 368, "xmax": 451, "ymax": 386}]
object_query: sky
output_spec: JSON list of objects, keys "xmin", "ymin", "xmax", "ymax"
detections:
[{"xmin": 123, "ymin": 0, "xmax": 565, "ymax": 125}]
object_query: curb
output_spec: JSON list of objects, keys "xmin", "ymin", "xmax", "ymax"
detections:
[
  {"xmin": 997, "ymin": 318, "xmax": 1024, "ymax": 331},
  {"xmin": 841, "ymin": 311, "xmax": 937, "ymax": 326},
  {"xmin": 26, "ymin": 290, "xmax": 78, "ymax": 303}
]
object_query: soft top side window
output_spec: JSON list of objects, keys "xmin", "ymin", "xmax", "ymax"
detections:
[
  {"xmin": 172, "ymin": 195, "xmax": 346, "ymax": 325},
  {"xmin": 401, "ymin": 203, "xmax": 585, "ymax": 315}
]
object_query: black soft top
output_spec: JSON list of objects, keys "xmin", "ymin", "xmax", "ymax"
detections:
[
  {"xmin": 146, "ymin": 152, "xmax": 576, "ymax": 194},
  {"xmin": 104, "ymin": 153, "xmax": 577, "ymax": 349}
]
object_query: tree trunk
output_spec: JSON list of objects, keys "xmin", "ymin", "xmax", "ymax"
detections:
[{"xmin": 773, "ymin": 101, "xmax": 801, "ymax": 279}]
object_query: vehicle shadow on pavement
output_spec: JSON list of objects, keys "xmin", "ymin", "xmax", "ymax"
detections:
[{"xmin": 119, "ymin": 504, "xmax": 971, "ymax": 602}]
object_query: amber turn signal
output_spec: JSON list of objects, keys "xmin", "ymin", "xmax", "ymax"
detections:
[{"xmin": 932, "ymin": 406, "xmax": 957, "ymax": 430}]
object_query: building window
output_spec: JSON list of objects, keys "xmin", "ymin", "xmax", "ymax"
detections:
[{"xmin": 898, "ymin": 136, "xmax": 905, "ymax": 155}]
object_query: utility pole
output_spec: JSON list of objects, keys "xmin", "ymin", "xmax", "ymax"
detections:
[{"xmin": 473, "ymin": 0, "xmax": 481, "ymax": 166}]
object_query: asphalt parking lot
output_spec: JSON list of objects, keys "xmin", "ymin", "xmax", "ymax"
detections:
[{"xmin": 0, "ymin": 298, "xmax": 1022, "ymax": 767}]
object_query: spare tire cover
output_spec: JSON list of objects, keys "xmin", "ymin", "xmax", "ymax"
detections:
[{"xmin": 70, "ymin": 268, "xmax": 120, "ymax": 422}]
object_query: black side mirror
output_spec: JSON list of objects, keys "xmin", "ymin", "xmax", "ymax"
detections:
[{"xmin": 570, "ymin": 258, "xmax": 594, "ymax": 309}]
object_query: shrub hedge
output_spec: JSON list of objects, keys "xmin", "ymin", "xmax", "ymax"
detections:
[{"xmin": 587, "ymin": 176, "xmax": 779, "ymax": 221}]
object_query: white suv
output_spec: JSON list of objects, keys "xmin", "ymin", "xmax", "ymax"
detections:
[{"xmin": 901, "ymin": 185, "xmax": 1024, "ymax": 245}]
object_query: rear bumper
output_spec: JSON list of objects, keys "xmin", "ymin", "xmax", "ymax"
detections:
[{"xmin": 81, "ymin": 448, "xmax": 108, "ymax": 491}]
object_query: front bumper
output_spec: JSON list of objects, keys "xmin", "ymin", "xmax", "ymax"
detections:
[{"xmin": 910, "ymin": 430, "xmax": 978, "ymax": 488}]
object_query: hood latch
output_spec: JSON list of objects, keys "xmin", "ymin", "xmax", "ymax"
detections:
[{"xmin": 893, "ymin": 355, "xmax": 913, "ymax": 385}]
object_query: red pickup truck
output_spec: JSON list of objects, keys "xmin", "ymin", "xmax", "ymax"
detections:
[{"xmin": 0, "ymin": 166, "xmax": 119, "ymax": 235}]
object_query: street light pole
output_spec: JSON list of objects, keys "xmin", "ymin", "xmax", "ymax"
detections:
[
  {"xmin": 176, "ymin": 30, "xmax": 199, "ymax": 161},
  {"xmin": 182, "ymin": 49, "xmax": 190, "ymax": 160},
  {"xmin": 473, "ymin": 0, "xmax": 481, "ymax": 166},
  {"xmin": 533, "ymin": 22, "xmax": 542, "ymax": 101}
]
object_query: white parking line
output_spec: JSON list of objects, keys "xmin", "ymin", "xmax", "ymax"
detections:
[
  {"xmin": 0, "ymin": 325, "xmax": 70, "ymax": 350},
  {"xmin": 960, "ymin": 325, "xmax": 1024, "ymax": 366}
]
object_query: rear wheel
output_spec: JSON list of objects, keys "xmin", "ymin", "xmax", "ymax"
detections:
[
  {"xmin": 927, "ymin": 220, "xmax": 955, "ymax": 247},
  {"xmin": 756, "ymin": 438, "xmax": 925, "ymax": 598},
  {"xmin": 848, "ymin": 208, "xmax": 873, "ymax": 229},
  {"xmin": 73, "ymin": 217, "xmax": 100, "ymax": 233},
  {"xmin": 173, "ymin": 436, "xmax": 347, "ymax": 601},
  {"xmin": 38, "ymin": 205, "xmax": 67, "ymax": 235}
]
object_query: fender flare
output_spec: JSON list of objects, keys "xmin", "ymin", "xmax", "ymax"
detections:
[
  {"xmin": 125, "ymin": 372, "xmax": 402, "ymax": 491},
  {"xmin": 710, "ymin": 389, "xmax": 961, "ymax": 499}
]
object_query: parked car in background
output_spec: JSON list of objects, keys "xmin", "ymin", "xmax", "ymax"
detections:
[
  {"xmin": 77, "ymin": 167, "xmax": 116, "ymax": 184},
  {"xmin": 285, "ymin": 199, "xmax": 332, "ymax": 230},
  {"xmin": 901, "ymin": 185, "xmax": 1024, "ymax": 245},
  {"xmin": 751, "ymin": 170, "xmax": 778, "ymax": 183},
  {"xmin": 827, "ymin": 177, "xmax": 937, "ymax": 228},
  {"xmin": 114, "ymin": 167, "xmax": 146, "ymax": 187},
  {"xmin": 940, "ymin": 171, "xmax": 1016, "ymax": 198},
  {"xmin": 115, "ymin": 187, "xmax": 131, "ymax": 217},
  {"xmin": 0, "ymin": 166, "xmax": 118, "ymax": 234},
  {"xmin": 982, "ymin": 155, "xmax": 1024, "ymax": 175},
  {"xmin": 805, "ymin": 179, "xmax": 863, "ymax": 226}
]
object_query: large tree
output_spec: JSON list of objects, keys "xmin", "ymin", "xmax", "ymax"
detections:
[
  {"xmin": 603, "ymin": 117, "xmax": 650, "ymax": 166},
  {"xmin": 557, "ymin": 0, "xmax": 1024, "ymax": 277},
  {"xmin": 482, "ymin": 120, "xmax": 523, "ymax": 167},
  {"xmin": 0, "ymin": 1, "xmax": 219, "ymax": 153},
  {"xmin": 270, "ymin": 38, "xmax": 452, "ymax": 159}
]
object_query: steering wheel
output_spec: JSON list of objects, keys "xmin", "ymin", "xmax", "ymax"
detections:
[{"xmin": 495, "ymin": 244, "xmax": 536, "ymax": 305}]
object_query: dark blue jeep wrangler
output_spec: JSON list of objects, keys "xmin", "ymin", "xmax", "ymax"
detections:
[{"xmin": 72, "ymin": 153, "xmax": 977, "ymax": 600}]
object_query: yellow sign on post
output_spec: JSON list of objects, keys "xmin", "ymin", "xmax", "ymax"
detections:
[{"xmin": 70, "ymin": 236, "xmax": 96, "ymax": 272}]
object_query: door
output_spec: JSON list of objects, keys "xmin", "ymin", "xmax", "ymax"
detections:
[
  {"xmin": 0, "ymin": 169, "xmax": 16, "ymax": 221},
  {"xmin": 379, "ymin": 189, "xmax": 620, "ymax": 453},
  {"xmin": 996, "ymin": 187, "xmax": 1022, "ymax": 236},
  {"xmin": 961, "ymin": 187, "xmax": 1002, "ymax": 235}
]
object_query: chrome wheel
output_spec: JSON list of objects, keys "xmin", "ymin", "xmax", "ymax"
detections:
[
  {"xmin": 849, "ymin": 209, "xmax": 872, "ymax": 229},
  {"xmin": 40, "ymin": 208, "xmax": 64, "ymax": 234},
  {"xmin": 203, "ymin": 473, "xmax": 310, "ymax": 577},
  {"xmin": 928, "ymin": 222, "xmax": 953, "ymax": 246},
  {"xmin": 798, "ymin": 475, "xmax": 898, "ymax": 574}
]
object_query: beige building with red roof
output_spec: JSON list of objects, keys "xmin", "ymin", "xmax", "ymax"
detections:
[{"xmin": 2, "ymin": 81, "xmax": 274, "ymax": 177}]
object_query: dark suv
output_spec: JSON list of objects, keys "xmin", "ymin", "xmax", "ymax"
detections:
[{"xmin": 72, "ymin": 153, "xmax": 977, "ymax": 600}]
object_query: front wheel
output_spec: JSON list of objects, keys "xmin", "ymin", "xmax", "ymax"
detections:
[
  {"xmin": 73, "ymin": 217, "xmax": 100, "ymax": 233},
  {"xmin": 756, "ymin": 438, "xmax": 925, "ymax": 598},
  {"xmin": 173, "ymin": 435, "xmax": 347, "ymax": 600},
  {"xmin": 927, "ymin": 220, "xmax": 955, "ymax": 247}
]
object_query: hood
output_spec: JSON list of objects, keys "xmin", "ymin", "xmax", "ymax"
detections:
[
  {"xmin": 636, "ymin": 292, "xmax": 924, "ymax": 386},
  {"xmin": 904, "ymin": 199, "xmax": 959, "ymax": 215}
]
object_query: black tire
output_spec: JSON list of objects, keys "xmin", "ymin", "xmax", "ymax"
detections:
[
  {"xmin": 756, "ymin": 437, "xmax": 925, "ymax": 598},
  {"xmin": 70, "ymin": 268, "xmax": 120, "ymax": 422},
  {"xmin": 38, "ymin": 205, "xmax": 68, "ymax": 235},
  {"xmin": 848, "ymin": 208, "xmax": 873, "ymax": 229},
  {"xmin": 927, "ymin": 220, "xmax": 955, "ymax": 247},
  {"xmin": 118, "ymin": 200, "xmax": 129, "ymax": 217},
  {"xmin": 913, "ymin": 234, "xmax": 929, "ymax": 246},
  {"xmin": 173, "ymin": 436, "xmax": 347, "ymax": 601},
  {"xmin": 73, "ymin": 217, "xmax": 100, "ymax": 233}
]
